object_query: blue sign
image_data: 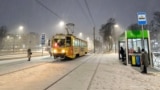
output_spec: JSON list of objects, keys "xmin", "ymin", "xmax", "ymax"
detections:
[
  {"xmin": 137, "ymin": 12, "xmax": 147, "ymax": 25},
  {"xmin": 41, "ymin": 33, "xmax": 45, "ymax": 45}
]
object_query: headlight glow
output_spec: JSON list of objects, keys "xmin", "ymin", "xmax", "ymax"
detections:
[
  {"xmin": 62, "ymin": 49, "xmax": 65, "ymax": 53},
  {"xmin": 53, "ymin": 49, "xmax": 57, "ymax": 53}
]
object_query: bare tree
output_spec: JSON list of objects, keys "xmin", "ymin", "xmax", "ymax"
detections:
[
  {"xmin": 127, "ymin": 23, "xmax": 148, "ymax": 30},
  {"xmin": 149, "ymin": 11, "xmax": 160, "ymax": 51},
  {"xmin": 99, "ymin": 18, "xmax": 116, "ymax": 52},
  {"xmin": 153, "ymin": 11, "xmax": 160, "ymax": 27},
  {"xmin": 0, "ymin": 26, "xmax": 7, "ymax": 50}
]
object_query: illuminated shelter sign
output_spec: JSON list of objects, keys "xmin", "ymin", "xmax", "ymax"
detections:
[
  {"xmin": 119, "ymin": 30, "xmax": 149, "ymax": 40},
  {"xmin": 137, "ymin": 12, "xmax": 147, "ymax": 25},
  {"xmin": 126, "ymin": 30, "xmax": 149, "ymax": 38}
]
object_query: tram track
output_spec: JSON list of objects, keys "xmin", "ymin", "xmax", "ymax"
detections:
[
  {"xmin": 0, "ymin": 55, "xmax": 91, "ymax": 77},
  {"xmin": 44, "ymin": 54, "xmax": 96, "ymax": 90},
  {"xmin": 87, "ymin": 54, "xmax": 103, "ymax": 90},
  {"xmin": 0, "ymin": 62, "xmax": 50, "ymax": 76}
]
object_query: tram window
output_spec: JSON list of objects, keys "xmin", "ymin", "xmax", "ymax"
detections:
[
  {"xmin": 78, "ymin": 39, "xmax": 80, "ymax": 47},
  {"xmin": 66, "ymin": 37, "xmax": 71, "ymax": 47},
  {"xmin": 79, "ymin": 40, "xmax": 81, "ymax": 46},
  {"xmin": 74, "ymin": 39, "xmax": 78, "ymax": 47},
  {"xmin": 82, "ymin": 41, "xmax": 84, "ymax": 46},
  {"xmin": 54, "ymin": 39, "xmax": 65, "ymax": 47}
]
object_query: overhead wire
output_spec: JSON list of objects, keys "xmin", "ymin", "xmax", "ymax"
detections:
[
  {"xmin": 84, "ymin": 0, "xmax": 96, "ymax": 27},
  {"xmin": 35, "ymin": 0, "xmax": 62, "ymax": 20},
  {"xmin": 76, "ymin": 0, "xmax": 93, "ymax": 27},
  {"xmin": 84, "ymin": 0, "xmax": 96, "ymax": 53}
]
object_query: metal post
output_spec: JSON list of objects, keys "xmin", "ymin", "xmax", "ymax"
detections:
[
  {"xmin": 13, "ymin": 35, "xmax": 15, "ymax": 53},
  {"xmin": 114, "ymin": 29, "xmax": 116, "ymax": 53},
  {"xmin": 42, "ymin": 45, "xmax": 43, "ymax": 56},
  {"xmin": 115, "ymin": 41, "xmax": 116, "ymax": 53},
  {"xmin": 93, "ymin": 27, "xmax": 95, "ymax": 53},
  {"xmin": 114, "ymin": 27, "xmax": 116, "ymax": 53},
  {"xmin": 142, "ymin": 25, "xmax": 144, "ymax": 49}
]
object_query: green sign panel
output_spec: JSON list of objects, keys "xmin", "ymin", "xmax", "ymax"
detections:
[{"xmin": 126, "ymin": 30, "xmax": 149, "ymax": 38}]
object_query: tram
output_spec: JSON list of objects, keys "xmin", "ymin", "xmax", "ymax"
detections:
[{"xmin": 51, "ymin": 33, "xmax": 88, "ymax": 59}]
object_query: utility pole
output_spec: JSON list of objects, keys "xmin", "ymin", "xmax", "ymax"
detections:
[
  {"xmin": 114, "ymin": 29, "xmax": 116, "ymax": 53},
  {"xmin": 93, "ymin": 27, "xmax": 95, "ymax": 53},
  {"xmin": 13, "ymin": 35, "xmax": 15, "ymax": 53},
  {"xmin": 142, "ymin": 25, "xmax": 144, "ymax": 49}
]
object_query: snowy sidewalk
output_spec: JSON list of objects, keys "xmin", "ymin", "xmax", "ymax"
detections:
[
  {"xmin": 89, "ymin": 54, "xmax": 160, "ymax": 90},
  {"xmin": 0, "ymin": 51, "xmax": 49, "ymax": 60}
]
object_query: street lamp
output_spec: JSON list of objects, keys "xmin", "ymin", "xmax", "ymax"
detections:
[
  {"xmin": 19, "ymin": 36, "xmax": 21, "ymax": 39},
  {"xmin": 7, "ymin": 35, "xmax": 10, "ymax": 39},
  {"xmin": 19, "ymin": 26, "xmax": 24, "ymax": 50},
  {"xmin": 59, "ymin": 21, "xmax": 65, "ymax": 27},
  {"xmin": 14, "ymin": 25, "xmax": 24, "ymax": 52},
  {"xmin": 114, "ymin": 24, "xmax": 119, "ymax": 28},
  {"xmin": 58, "ymin": 21, "xmax": 68, "ymax": 34},
  {"xmin": 18, "ymin": 26, "xmax": 24, "ymax": 33},
  {"xmin": 87, "ymin": 37, "xmax": 90, "ymax": 41},
  {"xmin": 79, "ymin": 32, "xmax": 83, "ymax": 39},
  {"xmin": 19, "ymin": 26, "xmax": 24, "ymax": 30},
  {"xmin": 6, "ymin": 35, "xmax": 10, "ymax": 51},
  {"xmin": 79, "ymin": 32, "xmax": 82, "ymax": 36},
  {"xmin": 114, "ymin": 24, "xmax": 119, "ymax": 53}
]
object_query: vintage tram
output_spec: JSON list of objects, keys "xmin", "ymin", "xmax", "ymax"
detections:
[{"xmin": 51, "ymin": 33, "xmax": 88, "ymax": 59}]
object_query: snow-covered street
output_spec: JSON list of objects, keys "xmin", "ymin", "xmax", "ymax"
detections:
[{"xmin": 0, "ymin": 53, "xmax": 160, "ymax": 90}]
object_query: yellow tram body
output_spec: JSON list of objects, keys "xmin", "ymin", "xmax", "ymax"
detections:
[{"xmin": 51, "ymin": 33, "xmax": 88, "ymax": 59}]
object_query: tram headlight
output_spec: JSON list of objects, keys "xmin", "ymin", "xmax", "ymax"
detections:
[
  {"xmin": 53, "ymin": 49, "xmax": 57, "ymax": 53},
  {"xmin": 61, "ymin": 49, "xmax": 65, "ymax": 53}
]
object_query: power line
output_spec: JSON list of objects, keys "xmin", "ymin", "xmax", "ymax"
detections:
[
  {"xmin": 84, "ymin": 0, "xmax": 95, "ymax": 27},
  {"xmin": 76, "ymin": 0, "xmax": 93, "ymax": 27},
  {"xmin": 84, "ymin": 0, "xmax": 96, "ymax": 53},
  {"xmin": 35, "ymin": 0, "xmax": 62, "ymax": 20}
]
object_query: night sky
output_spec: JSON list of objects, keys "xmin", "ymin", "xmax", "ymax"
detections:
[{"xmin": 0, "ymin": 0, "xmax": 159, "ymax": 38}]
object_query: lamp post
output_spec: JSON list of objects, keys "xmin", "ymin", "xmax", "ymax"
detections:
[
  {"xmin": 13, "ymin": 34, "xmax": 16, "ymax": 53},
  {"xmin": 6, "ymin": 35, "xmax": 10, "ymax": 51},
  {"xmin": 18, "ymin": 25, "xmax": 24, "ymax": 50},
  {"xmin": 93, "ymin": 27, "xmax": 95, "ymax": 53},
  {"xmin": 114, "ymin": 24, "xmax": 119, "ymax": 53},
  {"xmin": 11, "ymin": 25, "xmax": 24, "ymax": 53}
]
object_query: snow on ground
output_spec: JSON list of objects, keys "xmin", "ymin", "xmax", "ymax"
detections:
[
  {"xmin": 47, "ymin": 54, "xmax": 102, "ymax": 90},
  {"xmin": 90, "ymin": 53, "xmax": 160, "ymax": 90},
  {"xmin": 0, "ymin": 53, "xmax": 160, "ymax": 90},
  {"xmin": 0, "ymin": 55, "xmax": 91, "ymax": 90}
]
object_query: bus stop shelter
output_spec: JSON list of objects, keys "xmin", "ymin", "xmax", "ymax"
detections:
[{"xmin": 118, "ymin": 30, "xmax": 152, "ymax": 67}]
